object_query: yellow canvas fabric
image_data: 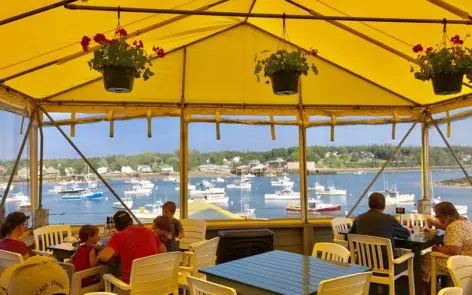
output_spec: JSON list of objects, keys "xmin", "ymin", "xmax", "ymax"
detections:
[{"xmin": 0, "ymin": 0, "xmax": 471, "ymax": 112}]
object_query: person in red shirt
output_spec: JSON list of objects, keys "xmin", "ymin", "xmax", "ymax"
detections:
[
  {"xmin": 71, "ymin": 224, "xmax": 100, "ymax": 287},
  {"xmin": 0, "ymin": 211, "xmax": 29, "ymax": 260},
  {"xmin": 98, "ymin": 211, "xmax": 166, "ymax": 283}
]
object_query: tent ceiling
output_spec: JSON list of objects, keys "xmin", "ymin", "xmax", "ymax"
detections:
[{"xmin": 1, "ymin": 0, "xmax": 472, "ymax": 116}]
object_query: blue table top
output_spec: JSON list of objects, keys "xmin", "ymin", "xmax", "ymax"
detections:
[{"xmin": 200, "ymin": 250, "xmax": 370, "ymax": 295}]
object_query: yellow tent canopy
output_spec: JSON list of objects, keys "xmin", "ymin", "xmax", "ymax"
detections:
[{"xmin": 1, "ymin": 0, "xmax": 472, "ymax": 118}]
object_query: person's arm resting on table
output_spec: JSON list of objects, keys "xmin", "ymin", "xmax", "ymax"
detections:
[
  {"xmin": 392, "ymin": 217, "xmax": 411, "ymax": 239},
  {"xmin": 348, "ymin": 219, "xmax": 358, "ymax": 234},
  {"xmin": 99, "ymin": 235, "xmax": 118, "ymax": 263}
]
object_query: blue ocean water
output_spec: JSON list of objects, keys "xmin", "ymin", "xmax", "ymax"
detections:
[{"xmin": 5, "ymin": 170, "xmax": 472, "ymax": 224}]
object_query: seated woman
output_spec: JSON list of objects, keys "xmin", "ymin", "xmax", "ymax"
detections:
[
  {"xmin": 0, "ymin": 212, "xmax": 29, "ymax": 261},
  {"xmin": 421, "ymin": 201, "xmax": 472, "ymax": 294}
]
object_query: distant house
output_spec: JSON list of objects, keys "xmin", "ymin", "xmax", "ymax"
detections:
[
  {"xmin": 0, "ymin": 166, "xmax": 5, "ymax": 174},
  {"xmin": 248, "ymin": 160, "xmax": 261, "ymax": 168},
  {"xmin": 287, "ymin": 161, "xmax": 316, "ymax": 172},
  {"xmin": 97, "ymin": 167, "xmax": 108, "ymax": 174},
  {"xmin": 45, "ymin": 167, "xmax": 60, "ymax": 178},
  {"xmin": 161, "ymin": 165, "xmax": 174, "ymax": 173},
  {"xmin": 64, "ymin": 167, "xmax": 75, "ymax": 176},
  {"xmin": 236, "ymin": 165, "xmax": 249, "ymax": 175},
  {"xmin": 121, "ymin": 166, "xmax": 134, "ymax": 174},
  {"xmin": 267, "ymin": 158, "xmax": 286, "ymax": 169},
  {"xmin": 324, "ymin": 152, "xmax": 339, "ymax": 158},
  {"xmin": 17, "ymin": 167, "xmax": 29, "ymax": 179},
  {"xmin": 249, "ymin": 164, "xmax": 266, "ymax": 175},
  {"xmin": 137, "ymin": 165, "xmax": 152, "ymax": 173},
  {"xmin": 463, "ymin": 154, "xmax": 472, "ymax": 162}
]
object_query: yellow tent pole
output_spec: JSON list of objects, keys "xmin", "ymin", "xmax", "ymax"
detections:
[
  {"xmin": 215, "ymin": 112, "xmax": 221, "ymax": 140},
  {"xmin": 330, "ymin": 115, "xmax": 336, "ymax": 142},
  {"xmin": 179, "ymin": 110, "xmax": 189, "ymax": 219},
  {"xmin": 147, "ymin": 109, "xmax": 152, "ymax": 138},
  {"xmin": 392, "ymin": 112, "xmax": 398, "ymax": 140},
  {"xmin": 70, "ymin": 112, "xmax": 76, "ymax": 137},
  {"xmin": 108, "ymin": 111, "xmax": 114, "ymax": 138},
  {"xmin": 446, "ymin": 111, "xmax": 451, "ymax": 138},
  {"xmin": 270, "ymin": 114, "xmax": 276, "ymax": 140}
]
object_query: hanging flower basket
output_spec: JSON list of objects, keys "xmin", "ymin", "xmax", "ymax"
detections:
[
  {"xmin": 254, "ymin": 49, "xmax": 318, "ymax": 96},
  {"xmin": 431, "ymin": 72, "xmax": 464, "ymax": 95},
  {"xmin": 103, "ymin": 66, "xmax": 136, "ymax": 93},
  {"xmin": 411, "ymin": 34, "xmax": 472, "ymax": 96},
  {"xmin": 270, "ymin": 70, "xmax": 300, "ymax": 95},
  {"xmin": 80, "ymin": 28, "xmax": 165, "ymax": 93}
]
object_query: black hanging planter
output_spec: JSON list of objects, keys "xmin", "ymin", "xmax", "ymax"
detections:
[
  {"xmin": 431, "ymin": 72, "xmax": 464, "ymax": 95},
  {"xmin": 103, "ymin": 66, "xmax": 136, "ymax": 93},
  {"xmin": 270, "ymin": 70, "xmax": 300, "ymax": 96}
]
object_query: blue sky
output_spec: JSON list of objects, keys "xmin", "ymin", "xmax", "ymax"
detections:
[{"xmin": 1, "ymin": 111, "xmax": 471, "ymax": 160}]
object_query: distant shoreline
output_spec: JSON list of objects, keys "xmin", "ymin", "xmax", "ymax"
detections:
[{"xmin": 2, "ymin": 166, "xmax": 471, "ymax": 184}]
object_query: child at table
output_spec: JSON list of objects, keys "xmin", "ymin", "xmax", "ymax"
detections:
[
  {"xmin": 71, "ymin": 224, "xmax": 100, "ymax": 286},
  {"xmin": 153, "ymin": 215, "xmax": 173, "ymax": 251},
  {"xmin": 163, "ymin": 201, "xmax": 185, "ymax": 250}
]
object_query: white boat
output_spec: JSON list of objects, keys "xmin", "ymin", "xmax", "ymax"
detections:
[
  {"xmin": 87, "ymin": 180, "xmax": 98, "ymax": 189},
  {"xmin": 48, "ymin": 185, "xmax": 67, "ymax": 193},
  {"xmin": 125, "ymin": 186, "xmax": 153, "ymax": 197},
  {"xmin": 216, "ymin": 177, "xmax": 225, "ymax": 183},
  {"xmin": 378, "ymin": 184, "xmax": 415, "ymax": 205},
  {"xmin": 112, "ymin": 197, "xmax": 133, "ymax": 209},
  {"xmin": 6, "ymin": 193, "xmax": 29, "ymax": 203},
  {"xmin": 175, "ymin": 184, "xmax": 197, "ymax": 191},
  {"xmin": 0, "ymin": 183, "xmax": 14, "ymax": 192},
  {"xmin": 163, "ymin": 176, "xmax": 179, "ymax": 183},
  {"xmin": 226, "ymin": 177, "xmax": 251, "ymax": 189},
  {"xmin": 265, "ymin": 187, "xmax": 300, "ymax": 200},
  {"xmin": 316, "ymin": 185, "xmax": 347, "ymax": 196},
  {"xmin": 242, "ymin": 174, "xmax": 255, "ymax": 178},
  {"xmin": 433, "ymin": 197, "xmax": 468, "ymax": 215},
  {"xmin": 308, "ymin": 182, "xmax": 325, "ymax": 192},
  {"xmin": 135, "ymin": 180, "xmax": 155, "ymax": 189},
  {"xmin": 62, "ymin": 189, "xmax": 104, "ymax": 200},
  {"xmin": 132, "ymin": 202, "xmax": 163, "ymax": 223},
  {"xmin": 286, "ymin": 199, "xmax": 341, "ymax": 214},
  {"xmin": 18, "ymin": 201, "xmax": 31, "ymax": 212},
  {"xmin": 199, "ymin": 180, "xmax": 214, "ymax": 189},
  {"xmin": 354, "ymin": 170, "xmax": 366, "ymax": 175},
  {"xmin": 271, "ymin": 176, "xmax": 294, "ymax": 187},
  {"xmin": 58, "ymin": 184, "xmax": 86, "ymax": 194},
  {"xmin": 125, "ymin": 179, "xmax": 140, "ymax": 184},
  {"xmin": 189, "ymin": 194, "xmax": 229, "ymax": 204}
]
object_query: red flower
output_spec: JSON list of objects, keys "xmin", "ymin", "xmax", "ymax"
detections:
[
  {"xmin": 138, "ymin": 40, "xmax": 144, "ymax": 48},
  {"xmin": 412, "ymin": 44, "xmax": 423, "ymax": 53},
  {"xmin": 108, "ymin": 39, "xmax": 118, "ymax": 45},
  {"xmin": 425, "ymin": 47, "xmax": 433, "ymax": 54},
  {"xmin": 93, "ymin": 33, "xmax": 108, "ymax": 44},
  {"xmin": 116, "ymin": 28, "xmax": 128, "ymax": 37},
  {"xmin": 81, "ymin": 36, "xmax": 91, "ymax": 52},
  {"xmin": 152, "ymin": 46, "xmax": 165, "ymax": 58},
  {"xmin": 309, "ymin": 49, "xmax": 318, "ymax": 56}
]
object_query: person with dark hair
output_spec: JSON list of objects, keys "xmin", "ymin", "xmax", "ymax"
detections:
[
  {"xmin": 420, "ymin": 201, "xmax": 472, "ymax": 294},
  {"xmin": 349, "ymin": 192, "xmax": 410, "ymax": 247},
  {"xmin": 153, "ymin": 215, "xmax": 174, "ymax": 251},
  {"xmin": 98, "ymin": 211, "xmax": 166, "ymax": 283},
  {"xmin": 162, "ymin": 201, "xmax": 184, "ymax": 246},
  {"xmin": 0, "ymin": 211, "xmax": 29, "ymax": 260},
  {"xmin": 70, "ymin": 224, "xmax": 100, "ymax": 287}
]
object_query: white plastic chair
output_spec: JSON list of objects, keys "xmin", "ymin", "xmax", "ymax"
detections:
[
  {"xmin": 60, "ymin": 262, "xmax": 108, "ymax": 295},
  {"xmin": 104, "ymin": 252, "xmax": 181, "ymax": 295},
  {"xmin": 33, "ymin": 225, "xmax": 72, "ymax": 255},
  {"xmin": 318, "ymin": 272, "xmax": 372, "ymax": 295},
  {"xmin": 312, "ymin": 242, "xmax": 350, "ymax": 263},
  {"xmin": 448, "ymin": 255, "xmax": 472, "ymax": 294},
  {"xmin": 187, "ymin": 276, "xmax": 236, "ymax": 295},
  {"xmin": 438, "ymin": 287, "xmax": 463, "ymax": 295},
  {"xmin": 348, "ymin": 234, "xmax": 415, "ymax": 295},
  {"xmin": 179, "ymin": 237, "xmax": 220, "ymax": 290},
  {"xmin": 180, "ymin": 219, "xmax": 207, "ymax": 250},
  {"xmin": 431, "ymin": 252, "xmax": 451, "ymax": 295},
  {"xmin": 331, "ymin": 217, "xmax": 353, "ymax": 248},
  {"xmin": 398, "ymin": 213, "xmax": 432, "ymax": 228},
  {"xmin": 0, "ymin": 250, "xmax": 23, "ymax": 275}
]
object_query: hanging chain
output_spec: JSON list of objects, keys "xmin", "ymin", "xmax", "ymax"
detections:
[
  {"xmin": 277, "ymin": 13, "xmax": 290, "ymax": 50},
  {"xmin": 115, "ymin": 5, "xmax": 121, "ymax": 35},
  {"xmin": 442, "ymin": 18, "xmax": 448, "ymax": 47}
]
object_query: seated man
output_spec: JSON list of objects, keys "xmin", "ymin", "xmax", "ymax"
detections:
[
  {"xmin": 349, "ymin": 192, "xmax": 411, "ymax": 249},
  {"xmin": 98, "ymin": 211, "xmax": 166, "ymax": 284}
]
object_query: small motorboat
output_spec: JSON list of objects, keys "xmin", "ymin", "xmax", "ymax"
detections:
[
  {"xmin": 270, "ymin": 176, "xmax": 294, "ymax": 187},
  {"xmin": 316, "ymin": 185, "xmax": 347, "ymax": 196},
  {"xmin": 308, "ymin": 182, "xmax": 325, "ymax": 192},
  {"xmin": 163, "ymin": 176, "xmax": 179, "ymax": 183},
  {"xmin": 226, "ymin": 177, "xmax": 251, "ymax": 189},
  {"xmin": 286, "ymin": 199, "xmax": 341, "ymax": 214},
  {"xmin": 112, "ymin": 197, "xmax": 134, "ymax": 209},
  {"xmin": 6, "ymin": 193, "xmax": 29, "ymax": 203},
  {"xmin": 175, "ymin": 184, "xmax": 197, "ymax": 191},
  {"xmin": 132, "ymin": 201, "xmax": 163, "ymax": 223},
  {"xmin": 125, "ymin": 185, "xmax": 153, "ymax": 197},
  {"xmin": 0, "ymin": 183, "xmax": 14, "ymax": 192},
  {"xmin": 58, "ymin": 184, "xmax": 86, "ymax": 194},
  {"xmin": 265, "ymin": 187, "xmax": 300, "ymax": 200},
  {"xmin": 216, "ymin": 177, "xmax": 225, "ymax": 183}
]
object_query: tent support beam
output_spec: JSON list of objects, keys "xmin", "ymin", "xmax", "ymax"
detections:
[
  {"xmin": 418, "ymin": 114, "xmax": 431, "ymax": 214},
  {"xmin": 37, "ymin": 105, "xmax": 143, "ymax": 225},
  {"xmin": 64, "ymin": 4, "xmax": 472, "ymax": 24},
  {"xmin": 38, "ymin": 111, "xmax": 44, "ymax": 209},
  {"xmin": 0, "ymin": 0, "xmax": 78, "ymax": 27},
  {"xmin": 1, "ymin": 110, "xmax": 36, "ymax": 208},
  {"xmin": 347, "ymin": 123, "xmax": 417, "ymax": 217},
  {"xmin": 429, "ymin": 114, "xmax": 472, "ymax": 187}
]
